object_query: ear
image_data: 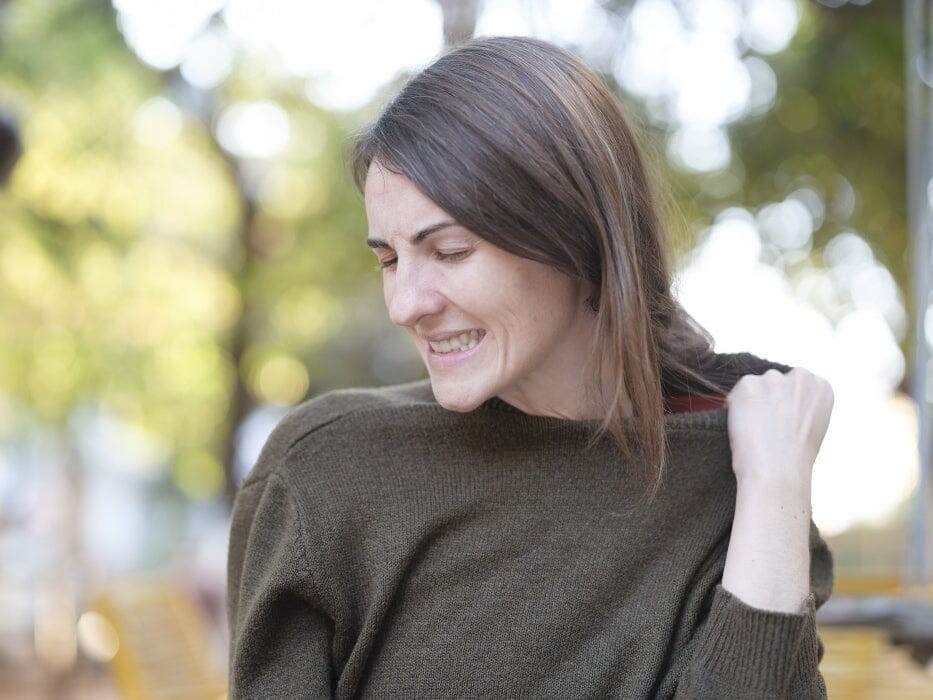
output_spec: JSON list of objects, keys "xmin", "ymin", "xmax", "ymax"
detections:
[{"xmin": 581, "ymin": 281, "xmax": 600, "ymax": 314}]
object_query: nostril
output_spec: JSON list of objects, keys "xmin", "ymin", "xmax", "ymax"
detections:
[{"xmin": 386, "ymin": 287, "xmax": 446, "ymax": 327}]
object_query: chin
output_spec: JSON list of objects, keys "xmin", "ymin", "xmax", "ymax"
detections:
[{"xmin": 429, "ymin": 380, "xmax": 488, "ymax": 413}]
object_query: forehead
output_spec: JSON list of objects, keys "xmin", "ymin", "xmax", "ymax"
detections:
[{"xmin": 363, "ymin": 162, "xmax": 450, "ymax": 231}]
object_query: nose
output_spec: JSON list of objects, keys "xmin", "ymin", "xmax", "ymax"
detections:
[{"xmin": 385, "ymin": 259, "xmax": 446, "ymax": 327}]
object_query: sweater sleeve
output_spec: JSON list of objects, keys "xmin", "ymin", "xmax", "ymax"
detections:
[
  {"xmin": 227, "ymin": 472, "xmax": 335, "ymax": 699},
  {"xmin": 674, "ymin": 519, "xmax": 834, "ymax": 699}
]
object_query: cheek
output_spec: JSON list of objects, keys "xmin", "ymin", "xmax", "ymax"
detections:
[
  {"xmin": 515, "ymin": 270, "xmax": 580, "ymax": 323},
  {"xmin": 382, "ymin": 277, "xmax": 392, "ymax": 305},
  {"xmin": 492, "ymin": 280, "xmax": 568, "ymax": 351},
  {"xmin": 461, "ymin": 253, "xmax": 581, "ymax": 338}
]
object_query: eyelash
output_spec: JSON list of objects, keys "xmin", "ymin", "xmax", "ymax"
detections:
[{"xmin": 375, "ymin": 250, "xmax": 469, "ymax": 271}]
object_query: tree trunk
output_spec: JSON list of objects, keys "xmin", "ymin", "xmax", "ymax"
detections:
[{"xmin": 436, "ymin": 0, "xmax": 481, "ymax": 47}]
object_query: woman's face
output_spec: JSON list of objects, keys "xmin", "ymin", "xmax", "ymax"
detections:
[{"xmin": 364, "ymin": 161, "xmax": 595, "ymax": 415}]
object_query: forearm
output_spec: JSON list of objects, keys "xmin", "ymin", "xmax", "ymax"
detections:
[{"xmin": 721, "ymin": 477, "xmax": 812, "ymax": 614}]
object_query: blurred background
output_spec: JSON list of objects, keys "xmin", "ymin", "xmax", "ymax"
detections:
[{"xmin": 1, "ymin": 0, "xmax": 931, "ymax": 697}]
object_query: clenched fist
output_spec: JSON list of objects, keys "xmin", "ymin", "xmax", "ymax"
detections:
[{"xmin": 725, "ymin": 367, "xmax": 834, "ymax": 492}]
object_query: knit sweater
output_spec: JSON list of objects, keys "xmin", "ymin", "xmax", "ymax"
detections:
[{"xmin": 227, "ymin": 353, "xmax": 833, "ymax": 699}]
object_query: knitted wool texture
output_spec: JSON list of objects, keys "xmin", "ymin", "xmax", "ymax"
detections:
[{"xmin": 227, "ymin": 353, "xmax": 833, "ymax": 699}]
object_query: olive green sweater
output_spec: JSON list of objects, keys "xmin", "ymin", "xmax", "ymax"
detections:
[{"xmin": 227, "ymin": 355, "xmax": 833, "ymax": 698}]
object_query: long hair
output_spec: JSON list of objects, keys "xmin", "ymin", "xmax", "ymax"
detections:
[{"xmin": 350, "ymin": 36, "xmax": 725, "ymax": 497}]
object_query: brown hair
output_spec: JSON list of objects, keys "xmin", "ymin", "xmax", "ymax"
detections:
[{"xmin": 351, "ymin": 36, "xmax": 724, "ymax": 497}]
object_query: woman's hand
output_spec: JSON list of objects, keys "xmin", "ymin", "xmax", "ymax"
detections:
[
  {"xmin": 720, "ymin": 367, "xmax": 834, "ymax": 613},
  {"xmin": 725, "ymin": 367, "xmax": 834, "ymax": 492}
]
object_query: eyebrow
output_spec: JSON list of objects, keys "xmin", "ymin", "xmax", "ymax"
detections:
[{"xmin": 366, "ymin": 221, "xmax": 458, "ymax": 250}]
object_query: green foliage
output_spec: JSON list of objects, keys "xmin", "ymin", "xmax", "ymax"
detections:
[
  {"xmin": 662, "ymin": 2, "xmax": 906, "ymax": 346},
  {"xmin": 0, "ymin": 0, "xmax": 908, "ymax": 507},
  {"xmin": 735, "ymin": 3, "xmax": 904, "ymax": 267}
]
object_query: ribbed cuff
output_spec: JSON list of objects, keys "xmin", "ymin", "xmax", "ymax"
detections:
[{"xmin": 694, "ymin": 584, "xmax": 820, "ymax": 694}]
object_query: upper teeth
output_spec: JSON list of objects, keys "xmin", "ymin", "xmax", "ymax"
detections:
[{"xmin": 429, "ymin": 329, "xmax": 484, "ymax": 353}]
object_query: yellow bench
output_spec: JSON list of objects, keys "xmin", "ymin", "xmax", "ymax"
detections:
[{"xmin": 90, "ymin": 579, "xmax": 227, "ymax": 700}]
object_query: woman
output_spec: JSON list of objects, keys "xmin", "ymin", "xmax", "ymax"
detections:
[{"xmin": 227, "ymin": 36, "xmax": 834, "ymax": 698}]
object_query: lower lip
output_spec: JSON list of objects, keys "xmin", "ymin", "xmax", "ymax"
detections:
[{"xmin": 426, "ymin": 335, "xmax": 485, "ymax": 370}]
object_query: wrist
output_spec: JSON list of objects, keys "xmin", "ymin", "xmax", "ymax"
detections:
[
  {"xmin": 733, "ymin": 465, "xmax": 812, "ymax": 503},
  {"xmin": 724, "ymin": 480, "xmax": 813, "ymax": 613}
]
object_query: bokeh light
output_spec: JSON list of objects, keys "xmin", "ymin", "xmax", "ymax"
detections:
[
  {"xmin": 180, "ymin": 28, "xmax": 235, "ymax": 89},
  {"xmin": 216, "ymin": 100, "xmax": 290, "ymax": 159},
  {"xmin": 172, "ymin": 448, "xmax": 225, "ymax": 500},
  {"xmin": 133, "ymin": 97, "xmax": 184, "ymax": 149},
  {"xmin": 76, "ymin": 611, "xmax": 120, "ymax": 663}
]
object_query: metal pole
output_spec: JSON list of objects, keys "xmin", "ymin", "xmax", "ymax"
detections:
[{"xmin": 905, "ymin": 0, "xmax": 933, "ymax": 592}]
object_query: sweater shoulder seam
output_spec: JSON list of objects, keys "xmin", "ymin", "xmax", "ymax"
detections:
[
  {"xmin": 284, "ymin": 410, "xmax": 366, "ymax": 453},
  {"xmin": 236, "ymin": 473, "xmax": 271, "ymax": 493},
  {"xmin": 266, "ymin": 470, "xmax": 327, "ymax": 598}
]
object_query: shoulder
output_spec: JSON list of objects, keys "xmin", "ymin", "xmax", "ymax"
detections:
[
  {"xmin": 242, "ymin": 379, "xmax": 436, "ymax": 487},
  {"xmin": 663, "ymin": 347, "xmax": 793, "ymax": 399},
  {"xmin": 696, "ymin": 351, "xmax": 792, "ymax": 394},
  {"xmin": 277, "ymin": 378, "xmax": 436, "ymax": 442}
]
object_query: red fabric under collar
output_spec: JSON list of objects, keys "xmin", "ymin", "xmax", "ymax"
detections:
[{"xmin": 663, "ymin": 394, "xmax": 727, "ymax": 414}]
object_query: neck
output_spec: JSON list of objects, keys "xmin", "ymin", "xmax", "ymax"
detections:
[{"xmin": 496, "ymin": 318, "xmax": 632, "ymax": 421}]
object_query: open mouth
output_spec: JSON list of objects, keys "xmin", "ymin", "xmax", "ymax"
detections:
[{"xmin": 428, "ymin": 329, "xmax": 485, "ymax": 354}]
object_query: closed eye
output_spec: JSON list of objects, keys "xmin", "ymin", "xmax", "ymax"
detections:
[
  {"xmin": 375, "ymin": 250, "xmax": 469, "ymax": 272},
  {"xmin": 436, "ymin": 250, "xmax": 470, "ymax": 262}
]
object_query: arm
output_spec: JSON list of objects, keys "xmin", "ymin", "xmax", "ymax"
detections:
[
  {"xmin": 675, "ymin": 519, "xmax": 833, "ymax": 699},
  {"xmin": 227, "ymin": 472, "xmax": 335, "ymax": 699},
  {"xmin": 676, "ymin": 367, "xmax": 835, "ymax": 699},
  {"xmin": 721, "ymin": 367, "xmax": 833, "ymax": 614}
]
